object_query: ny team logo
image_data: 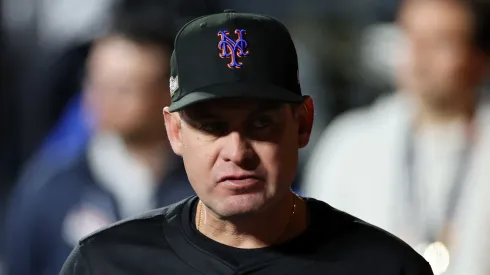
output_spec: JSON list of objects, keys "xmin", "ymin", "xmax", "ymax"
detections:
[{"xmin": 217, "ymin": 29, "xmax": 249, "ymax": 68}]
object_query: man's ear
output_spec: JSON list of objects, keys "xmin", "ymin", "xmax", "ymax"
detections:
[
  {"xmin": 297, "ymin": 96, "xmax": 314, "ymax": 149},
  {"xmin": 163, "ymin": 107, "xmax": 183, "ymax": 156}
]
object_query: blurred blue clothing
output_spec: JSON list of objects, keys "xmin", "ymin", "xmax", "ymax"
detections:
[
  {"xmin": 40, "ymin": 93, "xmax": 93, "ymax": 161},
  {"xmin": 12, "ymin": 93, "xmax": 92, "ymax": 194},
  {"xmin": 3, "ymin": 152, "xmax": 193, "ymax": 275},
  {"xmin": 2, "ymin": 93, "xmax": 92, "ymax": 275}
]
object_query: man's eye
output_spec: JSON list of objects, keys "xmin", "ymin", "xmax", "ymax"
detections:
[
  {"xmin": 251, "ymin": 117, "xmax": 273, "ymax": 129},
  {"xmin": 198, "ymin": 122, "xmax": 227, "ymax": 135}
]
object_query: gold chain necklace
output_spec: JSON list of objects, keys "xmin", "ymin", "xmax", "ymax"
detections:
[
  {"xmin": 196, "ymin": 194, "xmax": 298, "ymax": 243},
  {"xmin": 197, "ymin": 200, "xmax": 204, "ymax": 231}
]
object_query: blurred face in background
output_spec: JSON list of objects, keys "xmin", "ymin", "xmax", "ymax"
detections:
[
  {"xmin": 398, "ymin": 0, "xmax": 487, "ymax": 109},
  {"xmin": 85, "ymin": 36, "xmax": 171, "ymax": 141}
]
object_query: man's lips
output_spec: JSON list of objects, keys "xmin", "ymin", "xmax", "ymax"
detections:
[
  {"xmin": 217, "ymin": 174, "xmax": 264, "ymax": 191},
  {"xmin": 218, "ymin": 174, "xmax": 261, "ymax": 183}
]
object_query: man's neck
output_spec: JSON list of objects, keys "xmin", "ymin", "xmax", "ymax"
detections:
[
  {"xmin": 196, "ymin": 192, "xmax": 308, "ymax": 249},
  {"xmin": 415, "ymin": 97, "xmax": 477, "ymax": 129}
]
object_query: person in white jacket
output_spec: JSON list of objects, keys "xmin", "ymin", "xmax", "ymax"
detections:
[{"xmin": 303, "ymin": 1, "xmax": 490, "ymax": 275}]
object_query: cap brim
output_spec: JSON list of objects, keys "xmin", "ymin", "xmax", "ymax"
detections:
[{"xmin": 168, "ymin": 82, "xmax": 303, "ymax": 112}]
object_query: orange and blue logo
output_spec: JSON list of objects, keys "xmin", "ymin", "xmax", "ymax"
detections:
[{"xmin": 218, "ymin": 29, "xmax": 249, "ymax": 68}]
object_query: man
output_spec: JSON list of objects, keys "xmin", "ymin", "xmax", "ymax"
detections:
[
  {"xmin": 60, "ymin": 10, "xmax": 433, "ymax": 275},
  {"xmin": 3, "ymin": 2, "xmax": 196, "ymax": 275},
  {"xmin": 303, "ymin": 0, "xmax": 490, "ymax": 274}
]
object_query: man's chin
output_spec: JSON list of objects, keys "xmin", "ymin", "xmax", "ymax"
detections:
[{"xmin": 213, "ymin": 194, "xmax": 268, "ymax": 218}]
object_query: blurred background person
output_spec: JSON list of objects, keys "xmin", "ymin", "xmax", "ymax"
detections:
[
  {"xmin": 303, "ymin": 0, "xmax": 490, "ymax": 274},
  {"xmin": 0, "ymin": 0, "xmax": 224, "ymax": 274}
]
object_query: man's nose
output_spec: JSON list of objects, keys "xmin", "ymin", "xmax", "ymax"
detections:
[{"xmin": 220, "ymin": 131, "xmax": 256, "ymax": 167}]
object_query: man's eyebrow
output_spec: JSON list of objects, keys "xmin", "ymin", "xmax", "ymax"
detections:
[
  {"xmin": 181, "ymin": 109, "xmax": 217, "ymax": 121},
  {"xmin": 252, "ymin": 101, "xmax": 282, "ymax": 111},
  {"xmin": 196, "ymin": 113, "xmax": 218, "ymax": 119}
]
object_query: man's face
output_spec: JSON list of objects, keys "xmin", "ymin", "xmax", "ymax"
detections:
[
  {"xmin": 398, "ymin": 1, "xmax": 484, "ymax": 107},
  {"xmin": 85, "ymin": 36, "xmax": 170, "ymax": 138},
  {"xmin": 164, "ymin": 99, "xmax": 312, "ymax": 218}
]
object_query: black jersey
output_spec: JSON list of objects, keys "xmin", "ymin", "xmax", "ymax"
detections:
[{"xmin": 60, "ymin": 196, "xmax": 433, "ymax": 275}]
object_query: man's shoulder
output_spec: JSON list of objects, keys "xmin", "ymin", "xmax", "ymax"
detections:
[
  {"xmin": 78, "ymin": 197, "xmax": 191, "ymax": 248},
  {"xmin": 309, "ymin": 199, "xmax": 432, "ymax": 273},
  {"xmin": 60, "ymin": 197, "xmax": 195, "ymax": 274}
]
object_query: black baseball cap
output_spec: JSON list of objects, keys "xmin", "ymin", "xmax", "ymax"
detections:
[{"xmin": 168, "ymin": 10, "xmax": 304, "ymax": 112}]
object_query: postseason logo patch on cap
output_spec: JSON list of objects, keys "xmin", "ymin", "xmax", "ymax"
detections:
[
  {"xmin": 217, "ymin": 29, "xmax": 249, "ymax": 69},
  {"xmin": 169, "ymin": 75, "xmax": 179, "ymax": 97}
]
